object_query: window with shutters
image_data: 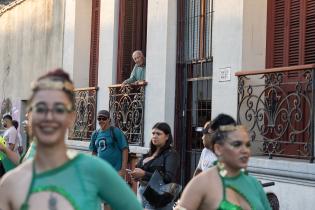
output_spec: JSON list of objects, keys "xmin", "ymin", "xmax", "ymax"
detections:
[
  {"xmin": 89, "ymin": 0, "xmax": 101, "ymax": 87},
  {"xmin": 265, "ymin": 0, "xmax": 315, "ymax": 159},
  {"xmin": 116, "ymin": 0, "xmax": 148, "ymax": 84},
  {"xmin": 266, "ymin": 0, "xmax": 315, "ymax": 68}
]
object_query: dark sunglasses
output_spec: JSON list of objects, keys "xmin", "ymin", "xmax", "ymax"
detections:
[
  {"xmin": 195, "ymin": 125, "xmax": 213, "ymax": 135},
  {"xmin": 97, "ymin": 117, "xmax": 108, "ymax": 121}
]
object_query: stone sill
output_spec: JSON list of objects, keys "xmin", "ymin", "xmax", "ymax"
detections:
[
  {"xmin": 66, "ymin": 140, "xmax": 149, "ymax": 155},
  {"xmin": 248, "ymin": 156, "xmax": 315, "ymax": 182}
]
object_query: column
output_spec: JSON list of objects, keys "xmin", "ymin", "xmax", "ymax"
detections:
[{"xmin": 144, "ymin": 0, "xmax": 177, "ymax": 146}]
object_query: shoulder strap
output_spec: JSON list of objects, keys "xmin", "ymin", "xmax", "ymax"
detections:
[
  {"xmin": 217, "ymin": 167, "xmax": 227, "ymax": 200},
  {"xmin": 21, "ymin": 160, "xmax": 36, "ymax": 210},
  {"xmin": 92, "ymin": 129, "xmax": 99, "ymax": 142},
  {"xmin": 110, "ymin": 126, "xmax": 122, "ymax": 152},
  {"xmin": 110, "ymin": 126, "xmax": 129, "ymax": 152},
  {"xmin": 110, "ymin": 126, "xmax": 118, "ymax": 143}
]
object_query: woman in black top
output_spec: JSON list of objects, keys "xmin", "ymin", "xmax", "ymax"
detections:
[{"xmin": 130, "ymin": 122, "xmax": 179, "ymax": 210}]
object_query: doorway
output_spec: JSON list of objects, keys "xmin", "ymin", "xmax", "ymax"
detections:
[{"xmin": 175, "ymin": 0, "xmax": 214, "ymax": 185}]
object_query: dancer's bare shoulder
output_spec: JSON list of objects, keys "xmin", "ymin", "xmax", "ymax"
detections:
[
  {"xmin": 0, "ymin": 160, "xmax": 33, "ymax": 210},
  {"xmin": 177, "ymin": 166, "xmax": 223, "ymax": 210}
]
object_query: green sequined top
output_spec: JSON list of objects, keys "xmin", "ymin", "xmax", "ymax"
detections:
[
  {"xmin": 20, "ymin": 153, "xmax": 142, "ymax": 210},
  {"xmin": 217, "ymin": 170, "xmax": 272, "ymax": 210}
]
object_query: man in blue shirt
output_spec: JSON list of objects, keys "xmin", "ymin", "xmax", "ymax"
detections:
[{"xmin": 89, "ymin": 110, "xmax": 129, "ymax": 178}]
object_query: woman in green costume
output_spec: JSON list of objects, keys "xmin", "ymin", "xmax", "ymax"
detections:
[
  {"xmin": 0, "ymin": 68, "xmax": 143, "ymax": 210},
  {"xmin": 174, "ymin": 114, "xmax": 271, "ymax": 210}
]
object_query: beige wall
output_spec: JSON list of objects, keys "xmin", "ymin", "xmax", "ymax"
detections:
[
  {"xmin": 97, "ymin": 0, "xmax": 119, "ymax": 113},
  {"xmin": 0, "ymin": 0, "xmax": 65, "ymax": 100},
  {"xmin": 211, "ymin": 0, "xmax": 267, "ymax": 119},
  {"xmin": 0, "ymin": 0, "xmax": 65, "ymax": 119},
  {"xmin": 240, "ymin": 0, "xmax": 267, "ymax": 155},
  {"xmin": 242, "ymin": 0, "xmax": 267, "ymax": 70},
  {"xmin": 211, "ymin": 0, "xmax": 243, "ymax": 119},
  {"xmin": 144, "ymin": 0, "xmax": 177, "ymax": 146},
  {"xmin": 63, "ymin": 0, "xmax": 92, "ymax": 88}
]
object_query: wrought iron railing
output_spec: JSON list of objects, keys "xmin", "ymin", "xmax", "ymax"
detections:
[
  {"xmin": 108, "ymin": 82, "xmax": 147, "ymax": 146},
  {"xmin": 236, "ymin": 64, "xmax": 315, "ymax": 162},
  {"xmin": 68, "ymin": 87, "xmax": 98, "ymax": 141}
]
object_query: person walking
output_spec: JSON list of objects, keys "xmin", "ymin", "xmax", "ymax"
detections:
[
  {"xmin": 89, "ymin": 110, "xmax": 129, "ymax": 178},
  {"xmin": 193, "ymin": 121, "xmax": 217, "ymax": 176},
  {"xmin": 2, "ymin": 114, "xmax": 18, "ymax": 152},
  {"xmin": 0, "ymin": 112, "xmax": 35, "ymax": 166},
  {"xmin": 12, "ymin": 120, "xmax": 24, "ymax": 156},
  {"xmin": 194, "ymin": 114, "xmax": 236, "ymax": 176}
]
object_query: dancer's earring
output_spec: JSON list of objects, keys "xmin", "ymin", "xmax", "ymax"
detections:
[
  {"xmin": 217, "ymin": 160, "xmax": 227, "ymax": 177},
  {"xmin": 241, "ymin": 168, "xmax": 248, "ymax": 175}
]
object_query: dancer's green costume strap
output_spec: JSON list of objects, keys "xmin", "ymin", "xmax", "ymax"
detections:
[
  {"xmin": 20, "ymin": 153, "xmax": 142, "ymax": 210},
  {"xmin": 19, "ymin": 141, "xmax": 37, "ymax": 163},
  {"xmin": 217, "ymin": 169, "xmax": 272, "ymax": 210}
]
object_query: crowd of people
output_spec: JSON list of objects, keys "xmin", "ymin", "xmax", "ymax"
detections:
[
  {"xmin": 0, "ymin": 115, "xmax": 24, "ymax": 176},
  {"xmin": 0, "ymin": 51, "xmax": 272, "ymax": 210}
]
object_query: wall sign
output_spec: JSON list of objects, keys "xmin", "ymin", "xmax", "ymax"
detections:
[{"xmin": 219, "ymin": 67, "xmax": 231, "ymax": 82}]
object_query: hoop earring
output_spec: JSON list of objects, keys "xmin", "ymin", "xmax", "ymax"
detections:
[{"xmin": 241, "ymin": 168, "xmax": 248, "ymax": 175}]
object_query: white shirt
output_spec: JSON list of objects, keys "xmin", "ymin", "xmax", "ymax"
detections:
[
  {"xmin": 17, "ymin": 132, "xmax": 23, "ymax": 146},
  {"xmin": 3, "ymin": 126, "xmax": 18, "ymax": 147},
  {"xmin": 196, "ymin": 148, "xmax": 217, "ymax": 172}
]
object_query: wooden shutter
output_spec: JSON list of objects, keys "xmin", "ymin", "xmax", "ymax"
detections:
[
  {"xmin": 266, "ymin": 0, "xmax": 315, "ymax": 68},
  {"xmin": 288, "ymin": 0, "xmax": 301, "ymax": 66},
  {"xmin": 117, "ymin": 0, "xmax": 148, "ymax": 84},
  {"xmin": 117, "ymin": 0, "xmax": 134, "ymax": 84},
  {"xmin": 305, "ymin": 0, "xmax": 315, "ymax": 64},
  {"xmin": 266, "ymin": 0, "xmax": 285, "ymax": 68},
  {"xmin": 89, "ymin": 0, "xmax": 101, "ymax": 87}
]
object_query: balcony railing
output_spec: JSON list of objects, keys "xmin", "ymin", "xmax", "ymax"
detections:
[
  {"xmin": 108, "ymin": 82, "xmax": 147, "ymax": 146},
  {"xmin": 68, "ymin": 87, "xmax": 98, "ymax": 141},
  {"xmin": 236, "ymin": 64, "xmax": 315, "ymax": 162}
]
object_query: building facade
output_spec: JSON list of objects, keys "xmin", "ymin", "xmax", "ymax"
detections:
[{"xmin": 0, "ymin": 0, "xmax": 315, "ymax": 209}]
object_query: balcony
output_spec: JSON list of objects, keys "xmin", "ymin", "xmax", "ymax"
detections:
[
  {"xmin": 236, "ymin": 64, "xmax": 315, "ymax": 162},
  {"xmin": 68, "ymin": 87, "xmax": 98, "ymax": 141},
  {"xmin": 108, "ymin": 82, "xmax": 147, "ymax": 146}
]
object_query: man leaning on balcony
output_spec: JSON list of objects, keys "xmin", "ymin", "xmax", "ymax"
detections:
[{"xmin": 122, "ymin": 50, "xmax": 146, "ymax": 86}]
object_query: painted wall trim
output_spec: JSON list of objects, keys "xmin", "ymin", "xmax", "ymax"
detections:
[
  {"xmin": 0, "ymin": 0, "xmax": 27, "ymax": 16},
  {"xmin": 248, "ymin": 157, "xmax": 315, "ymax": 182}
]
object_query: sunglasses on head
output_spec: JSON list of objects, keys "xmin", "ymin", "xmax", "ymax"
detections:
[
  {"xmin": 97, "ymin": 117, "xmax": 108, "ymax": 121},
  {"xmin": 196, "ymin": 126, "xmax": 213, "ymax": 135}
]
